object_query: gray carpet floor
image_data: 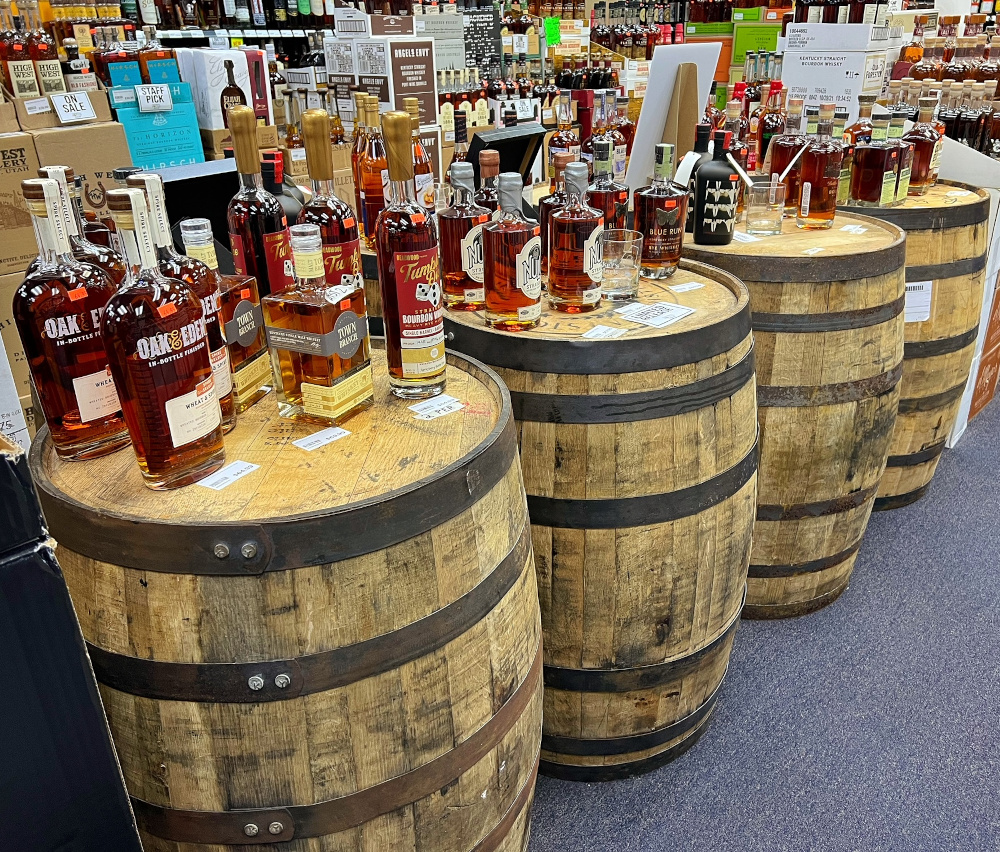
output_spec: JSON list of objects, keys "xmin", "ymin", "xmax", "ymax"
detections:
[{"xmin": 528, "ymin": 397, "xmax": 1000, "ymax": 852}]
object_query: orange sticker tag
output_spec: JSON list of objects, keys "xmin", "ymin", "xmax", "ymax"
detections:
[
  {"xmin": 343, "ymin": 217, "xmax": 355, "ymax": 228},
  {"xmin": 340, "ymin": 299, "xmax": 351, "ymax": 311},
  {"xmin": 475, "ymin": 215, "xmax": 489, "ymax": 223},
  {"xmin": 532, "ymin": 226, "xmax": 541, "ymax": 235},
  {"xmin": 240, "ymin": 288, "xmax": 252, "ymax": 299},
  {"xmin": 157, "ymin": 302, "xmax": 178, "ymax": 318},
  {"xmin": 411, "ymin": 213, "xmax": 426, "ymax": 224},
  {"xmin": 67, "ymin": 287, "xmax": 88, "ymax": 301}
]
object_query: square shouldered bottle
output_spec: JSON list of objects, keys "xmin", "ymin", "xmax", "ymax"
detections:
[
  {"xmin": 550, "ymin": 161, "xmax": 604, "ymax": 312},
  {"xmin": 850, "ymin": 117, "xmax": 896, "ymax": 207},
  {"xmin": 633, "ymin": 142, "xmax": 687, "ymax": 277},
  {"xmin": 586, "ymin": 138, "xmax": 628, "ymax": 230},
  {"xmin": 439, "ymin": 161, "xmax": 491, "ymax": 310},
  {"xmin": 262, "ymin": 223, "xmax": 373, "ymax": 425},
  {"xmin": 13, "ymin": 178, "xmax": 129, "ymax": 460},
  {"xmin": 101, "ymin": 188, "xmax": 226, "ymax": 489},
  {"xmin": 796, "ymin": 103, "xmax": 842, "ymax": 229}
]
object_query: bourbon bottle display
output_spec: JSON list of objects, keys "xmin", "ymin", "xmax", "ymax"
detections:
[
  {"xmin": 299, "ymin": 108, "xmax": 364, "ymax": 287},
  {"xmin": 797, "ymin": 103, "xmax": 842, "ymax": 229},
  {"xmin": 439, "ymin": 162, "xmax": 491, "ymax": 311},
  {"xmin": 127, "ymin": 172, "xmax": 237, "ymax": 433},
  {"xmin": 262, "ymin": 223, "xmax": 373, "ymax": 425},
  {"xmin": 549, "ymin": 162, "xmax": 604, "ymax": 312},
  {"xmin": 633, "ymin": 142, "xmax": 687, "ymax": 278},
  {"xmin": 179, "ymin": 218, "xmax": 273, "ymax": 413},
  {"xmin": 102, "ymin": 188, "xmax": 226, "ymax": 489},
  {"xmin": 374, "ymin": 111, "xmax": 447, "ymax": 399},
  {"xmin": 483, "ymin": 173, "xmax": 542, "ymax": 331},
  {"xmin": 904, "ymin": 97, "xmax": 944, "ymax": 195},
  {"xmin": 227, "ymin": 104, "xmax": 294, "ymax": 298},
  {"xmin": 13, "ymin": 178, "xmax": 128, "ymax": 461},
  {"xmin": 586, "ymin": 138, "xmax": 628, "ymax": 230},
  {"xmin": 692, "ymin": 131, "xmax": 740, "ymax": 246}
]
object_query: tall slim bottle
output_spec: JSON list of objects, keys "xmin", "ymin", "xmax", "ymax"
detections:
[
  {"xmin": 102, "ymin": 188, "xmax": 226, "ymax": 489},
  {"xmin": 374, "ymin": 111, "xmax": 447, "ymax": 398},
  {"xmin": 226, "ymin": 104, "xmax": 294, "ymax": 298},
  {"xmin": 360, "ymin": 97, "xmax": 388, "ymax": 251},
  {"xmin": 351, "ymin": 90, "xmax": 368, "ymax": 240}
]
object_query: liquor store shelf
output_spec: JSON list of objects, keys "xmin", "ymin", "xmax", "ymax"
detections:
[{"xmin": 154, "ymin": 27, "xmax": 332, "ymax": 39}]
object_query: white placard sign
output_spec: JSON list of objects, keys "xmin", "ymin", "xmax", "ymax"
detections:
[
  {"xmin": 50, "ymin": 92, "xmax": 97, "ymax": 123},
  {"xmin": 134, "ymin": 83, "xmax": 174, "ymax": 113}
]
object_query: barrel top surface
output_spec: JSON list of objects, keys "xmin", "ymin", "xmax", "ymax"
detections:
[
  {"xmin": 838, "ymin": 181, "xmax": 989, "ymax": 230},
  {"xmin": 32, "ymin": 350, "xmax": 503, "ymax": 527}
]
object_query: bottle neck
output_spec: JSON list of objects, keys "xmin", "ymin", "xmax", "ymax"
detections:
[
  {"xmin": 482, "ymin": 173, "xmax": 499, "ymax": 189},
  {"xmin": 30, "ymin": 213, "xmax": 70, "ymax": 267},
  {"xmin": 182, "ymin": 239, "xmax": 220, "ymax": 270},
  {"xmin": 240, "ymin": 171, "xmax": 263, "ymax": 192},
  {"xmin": 389, "ymin": 178, "xmax": 417, "ymax": 207},
  {"xmin": 311, "ymin": 177, "xmax": 336, "ymax": 199},
  {"xmin": 116, "ymin": 219, "xmax": 159, "ymax": 274}
]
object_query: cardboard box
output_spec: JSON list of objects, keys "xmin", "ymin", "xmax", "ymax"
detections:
[
  {"xmin": 13, "ymin": 91, "xmax": 112, "ymax": 131},
  {"xmin": 732, "ymin": 22, "xmax": 782, "ymax": 65},
  {"xmin": 112, "ymin": 82, "xmax": 204, "ymax": 171},
  {"xmin": 0, "ymin": 271, "xmax": 29, "ymax": 399},
  {"xmin": 334, "ymin": 168, "xmax": 356, "ymax": 213},
  {"xmin": 969, "ymin": 343, "xmax": 1000, "ymax": 422},
  {"xmin": 240, "ymin": 47, "xmax": 274, "ymax": 125},
  {"xmin": 0, "ymin": 135, "xmax": 41, "ymax": 275},
  {"xmin": 783, "ymin": 22, "xmax": 902, "ymax": 52},
  {"xmin": 281, "ymin": 145, "xmax": 309, "ymax": 178},
  {"xmin": 0, "ymin": 102, "xmax": 17, "ymax": 133},
  {"xmin": 29, "ymin": 122, "xmax": 133, "ymax": 220},
  {"xmin": 181, "ymin": 49, "xmax": 253, "ymax": 131},
  {"xmin": 783, "ymin": 48, "xmax": 892, "ymax": 121},
  {"xmin": 201, "ymin": 124, "xmax": 280, "ymax": 156}
]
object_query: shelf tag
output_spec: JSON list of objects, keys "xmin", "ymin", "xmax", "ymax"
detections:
[
  {"xmin": 292, "ymin": 426, "xmax": 351, "ymax": 451},
  {"xmin": 197, "ymin": 461, "xmax": 260, "ymax": 491},
  {"xmin": 134, "ymin": 83, "xmax": 173, "ymax": 113},
  {"xmin": 51, "ymin": 92, "xmax": 97, "ymax": 123}
]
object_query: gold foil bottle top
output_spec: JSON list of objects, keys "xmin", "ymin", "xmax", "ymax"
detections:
[
  {"xmin": 403, "ymin": 97, "xmax": 421, "ymax": 130},
  {"xmin": 229, "ymin": 105, "xmax": 260, "ymax": 175},
  {"xmin": 365, "ymin": 96, "xmax": 380, "ymax": 129},
  {"xmin": 302, "ymin": 109, "xmax": 335, "ymax": 181},
  {"xmin": 382, "ymin": 111, "xmax": 414, "ymax": 182},
  {"xmin": 353, "ymin": 91, "xmax": 367, "ymax": 128}
]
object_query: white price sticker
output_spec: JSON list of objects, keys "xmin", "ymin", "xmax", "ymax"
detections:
[
  {"xmin": 292, "ymin": 426, "xmax": 351, "ymax": 451},
  {"xmin": 50, "ymin": 92, "xmax": 97, "ymax": 123},
  {"xmin": 668, "ymin": 281, "xmax": 704, "ymax": 293},
  {"xmin": 615, "ymin": 301, "xmax": 695, "ymax": 328},
  {"xmin": 802, "ymin": 246, "xmax": 825, "ymax": 255},
  {"xmin": 731, "ymin": 230, "xmax": 761, "ymax": 243},
  {"xmin": 24, "ymin": 97, "xmax": 51, "ymax": 115},
  {"xmin": 196, "ymin": 460, "xmax": 260, "ymax": 490},
  {"xmin": 409, "ymin": 394, "xmax": 465, "ymax": 420},
  {"xmin": 134, "ymin": 83, "xmax": 173, "ymax": 112},
  {"xmin": 904, "ymin": 280, "xmax": 933, "ymax": 323},
  {"xmin": 946, "ymin": 190, "xmax": 972, "ymax": 197},
  {"xmin": 582, "ymin": 324, "xmax": 629, "ymax": 339},
  {"xmin": 840, "ymin": 224, "xmax": 868, "ymax": 234}
]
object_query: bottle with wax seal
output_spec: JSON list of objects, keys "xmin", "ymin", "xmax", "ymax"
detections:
[
  {"xmin": 262, "ymin": 223, "xmax": 373, "ymax": 425},
  {"xmin": 475, "ymin": 149, "xmax": 501, "ymax": 213},
  {"xmin": 102, "ymin": 188, "xmax": 226, "ymax": 489},
  {"xmin": 298, "ymin": 108, "xmax": 364, "ymax": 288},
  {"xmin": 550, "ymin": 161, "xmax": 604, "ymax": 312},
  {"xmin": 439, "ymin": 162, "xmax": 492, "ymax": 311},
  {"xmin": 374, "ymin": 110, "xmax": 447, "ymax": 399}
]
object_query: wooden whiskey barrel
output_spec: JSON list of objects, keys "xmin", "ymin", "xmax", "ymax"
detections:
[
  {"xmin": 445, "ymin": 261, "xmax": 757, "ymax": 781},
  {"xmin": 30, "ymin": 346, "xmax": 542, "ymax": 852},
  {"xmin": 685, "ymin": 212, "xmax": 906, "ymax": 618},
  {"xmin": 838, "ymin": 181, "xmax": 989, "ymax": 510}
]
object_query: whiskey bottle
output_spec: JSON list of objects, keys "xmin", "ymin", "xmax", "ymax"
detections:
[
  {"xmin": 548, "ymin": 89, "xmax": 581, "ymax": 179},
  {"xmin": 633, "ymin": 142, "xmax": 687, "ymax": 277},
  {"xmin": 102, "ymin": 188, "xmax": 225, "ymax": 489},
  {"xmin": 261, "ymin": 223, "xmax": 373, "ymax": 425},
  {"xmin": 483, "ymin": 173, "xmax": 542, "ymax": 330},
  {"xmin": 539, "ymin": 151, "xmax": 574, "ymax": 278},
  {"xmin": 796, "ymin": 103, "xmax": 842, "ymax": 229},
  {"xmin": 4, "ymin": 14, "xmax": 41, "ymax": 99},
  {"xmin": 475, "ymin": 149, "xmax": 501, "ymax": 212},
  {"xmin": 220, "ymin": 58, "xmax": 248, "ymax": 129},
  {"xmin": 127, "ymin": 172, "xmax": 237, "ymax": 433},
  {"xmin": 586, "ymin": 138, "xmax": 628, "ymax": 230},
  {"xmin": 685, "ymin": 123, "xmax": 712, "ymax": 233},
  {"xmin": 374, "ymin": 111, "xmax": 447, "ymax": 398},
  {"xmin": 179, "ymin": 218, "xmax": 272, "ymax": 413},
  {"xmin": 404, "ymin": 97, "xmax": 436, "ymax": 217},
  {"xmin": 13, "ymin": 178, "xmax": 128, "ymax": 460},
  {"xmin": 903, "ymin": 97, "xmax": 943, "ymax": 195},
  {"xmin": 227, "ymin": 104, "xmax": 294, "ymax": 298},
  {"xmin": 693, "ymin": 131, "xmax": 740, "ymax": 245},
  {"xmin": 351, "ymin": 90, "xmax": 368, "ymax": 240},
  {"xmin": 850, "ymin": 117, "xmax": 896, "ymax": 207},
  {"xmin": 767, "ymin": 97, "xmax": 806, "ymax": 218},
  {"xmin": 439, "ymin": 162, "xmax": 491, "ymax": 310},
  {"xmin": 360, "ymin": 96, "xmax": 389, "ymax": 251},
  {"xmin": 756, "ymin": 81, "xmax": 786, "ymax": 168},
  {"xmin": 550, "ymin": 162, "xmax": 603, "ymax": 312},
  {"xmin": 889, "ymin": 108, "xmax": 914, "ymax": 205}
]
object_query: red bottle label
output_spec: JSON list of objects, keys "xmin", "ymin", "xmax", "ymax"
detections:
[
  {"xmin": 230, "ymin": 232, "xmax": 247, "ymax": 275},
  {"xmin": 323, "ymin": 238, "xmax": 363, "ymax": 287},
  {"xmin": 264, "ymin": 229, "xmax": 295, "ymax": 293},
  {"xmin": 393, "ymin": 247, "xmax": 446, "ymax": 379}
]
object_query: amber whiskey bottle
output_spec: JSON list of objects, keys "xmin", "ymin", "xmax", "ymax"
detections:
[
  {"xmin": 633, "ymin": 142, "xmax": 687, "ymax": 278},
  {"xmin": 360, "ymin": 97, "xmax": 389, "ymax": 251},
  {"xmin": 539, "ymin": 151, "xmax": 574, "ymax": 278},
  {"xmin": 23, "ymin": 0, "xmax": 65, "ymax": 95},
  {"xmin": 439, "ymin": 161, "xmax": 491, "ymax": 310},
  {"xmin": 550, "ymin": 162, "xmax": 604, "ymax": 312},
  {"xmin": 220, "ymin": 59, "xmax": 248, "ymax": 129},
  {"xmin": 483, "ymin": 172, "xmax": 542, "ymax": 331},
  {"xmin": 180, "ymin": 218, "xmax": 273, "ymax": 413},
  {"xmin": 756, "ymin": 81, "xmax": 786, "ymax": 169},
  {"xmin": 475, "ymin": 149, "xmax": 501, "ymax": 213},
  {"xmin": 586, "ymin": 138, "xmax": 628, "ymax": 231},
  {"xmin": 904, "ymin": 97, "xmax": 944, "ymax": 195},
  {"xmin": 797, "ymin": 103, "xmax": 842, "ymax": 229},
  {"xmin": 404, "ymin": 96, "xmax": 436, "ymax": 217},
  {"xmin": 299, "ymin": 108, "xmax": 364, "ymax": 287},
  {"xmin": 548, "ymin": 89, "xmax": 581, "ymax": 179},
  {"xmin": 351, "ymin": 90, "xmax": 369, "ymax": 240},
  {"xmin": 102, "ymin": 188, "xmax": 225, "ymax": 489},
  {"xmin": 767, "ymin": 97, "xmax": 806, "ymax": 217},
  {"xmin": 128, "ymin": 172, "xmax": 237, "ymax": 433},
  {"xmin": 850, "ymin": 117, "xmax": 896, "ymax": 207},
  {"xmin": 13, "ymin": 178, "xmax": 129, "ymax": 461},
  {"xmin": 227, "ymin": 105, "xmax": 294, "ymax": 298},
  {"xmin": 374, "ymin": 111, "xmax": 447, "ymax": 398},
  {"xmin": 693, "ymin": 131, "xmax": 741, "ymax": 245},
  {"xmin": 262, "ymin": 224, "xmax": 373, "ymax": 425}
]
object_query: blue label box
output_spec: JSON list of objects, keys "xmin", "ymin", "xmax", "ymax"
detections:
[{"xmin": 111, "ymin": 82, "xmax": 205, "ymax": 170}]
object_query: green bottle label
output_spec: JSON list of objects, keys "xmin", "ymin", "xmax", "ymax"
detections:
[{"xmin": 880, "ymin": 170, "xmax": 897, "ymax": 205}]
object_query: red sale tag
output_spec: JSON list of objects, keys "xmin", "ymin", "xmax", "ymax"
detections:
[
  {"xmin": 157, "ymin": 302, "xmax": 178, "ymax": 318},
  {"xmin": 67, "ymin": 287, "xmax": 88, "ymax": 301}
]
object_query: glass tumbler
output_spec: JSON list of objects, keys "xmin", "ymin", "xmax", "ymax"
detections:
[{"xmin": 600, "ymin": 229, "xmax": 643, "ymax": 301}]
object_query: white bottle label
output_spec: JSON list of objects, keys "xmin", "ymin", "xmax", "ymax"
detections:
[
  {"xmin": 210, "ymin": 346, "xmax": 233, "ymax": 400},
  {"xmin": 584, "ymin": 223, "xmax": 604, "ymax": 283},
  {"xmin": 515, "ymin": 235, "xmax": 542, "ymax": 299},
  {"xmin": 415, "ymin": 171, "xmax": 435, "ymax": 210},
  {"xmin": 800, "ymin": 182, "xmax": 811, "ymax": 218},
  {"xmin": 460, "ymin": 222, "xmax": 486, "ymax": 283},
  {"xmin": 72, "ymin": 368, "xmax": 121, "ymax": 423},
  {"xmin": 614, "ymin": 144, "xmax": 628, "ymax": 177},
  {"xmin": 165, "ymin": 377, "xmax": 221, "ymax": 449},
  {"xmin": 518, "ymin": 302, "xmax": 542, "ymax": 321},
  {"xmin": 807, "ymin": 6, "xmax": 822, "ymax": 22}
]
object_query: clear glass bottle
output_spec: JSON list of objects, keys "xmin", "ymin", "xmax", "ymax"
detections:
[
  {"xmin": 586, "ymin": 138, "xmax": 628, "ymax": 230},
  {"xmin": 633, "ymin": 142, "xmax": 687, "ymax": 277},
  {"xmin": 262, "ymin": 223, "xmax": 373, "ymax": 425},
  {"xmin": 550, "ymin": 161, "xmax": 604, "ymax": 312},
  {"xmin": 767, "ymin": 97, "xmax": 806, "ymax": 218},
  {"xmin": 539, "ymin": 151, "xmax": 573, "ymax": 280},
  {"xmin": 483, "ymin": 172, "xmax": 542, "ymax": 331},
  {"xmin": 13, "ymin": 178, "xmax": 129, "ymax": 461},
  {"xmin": 127, "ymin": 172, "xmax": 237, "ymax": 433},
  {"xmin": 374, "ymin": 111, "xmax": 447, "ymax": 398},
  {"xmin": 439, "ymin": 161, "xmax": 491, "ymax": 311},
  {"xmin": 797, "ymin": 103, "xmax": 842, "ymax": 229},
  {"xmin": 102, "ymin": 187, "xmax": 226, "ymax": 489}
]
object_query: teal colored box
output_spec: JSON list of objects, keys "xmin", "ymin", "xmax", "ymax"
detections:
[
  {"xmin": 112, "ymin": 82, "xmax": 205, "ymax": 170},
  {"xmin": 144, "ymin": 57, "xmax": 181, "ymax": 84},
  {"xmin": 108, "ymin": 60, "xmax": 142, "ymax": 87}
]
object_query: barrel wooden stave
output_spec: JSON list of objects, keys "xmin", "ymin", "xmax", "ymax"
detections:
[
  {"xmin": 446, "ymin": 265, "xmax": 756, "ymax": 779},
  {"xmin": 685, "ymin": 213, "xmax": 906, "ymax": 618},
  {"xmin": 37, "ymin": 351, "xmax": 543, "ymax": 852}
]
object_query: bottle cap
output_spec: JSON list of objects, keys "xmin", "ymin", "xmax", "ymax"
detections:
[
  {"xmin": 552, "ymin": 151, "xmax": 574, "ymax": 175},
  {"xmin": 480, "ymin": 149, "xmax": 500, "ymax": 178},
  {"xmin": 565, "ymin": 161, "xmax": 589, "ymax": 196},
  {"xmin": 302, "ymin": 109, "xmax": 335, "ymax": 181},
  {"xmin": 382, "ymin": 111, "xmax": 414, "ymax": 182},
  {"xmin": 498, "ymin": 172, "xmax": 523, "ymax": 211},
  {"xmin": 593, "ymin": 139, "xmax": 613, "ymax": 174},
  {"xmin": 113, "ymin": 166, "xmax": 143, "ymax": 182},
  {"xmin": 725, "ymin": 98, "xmax": 741, "ymax": 118},
  {"xmin": 450, "ymin": 161, "xmax": 476, "ymax": 193},
  {"xmin": 180, "ymin": 217, "xmax": 213, "ymax": 244},
  {"xmin": 229, "ymin": 105, "xmax": 260, "ymax": 174},
  {"xmin": 289, "ymin": 222, "xmax": 322, "ymax": 253}
]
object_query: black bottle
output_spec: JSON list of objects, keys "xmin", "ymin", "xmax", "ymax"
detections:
[
  {"xmin": 693, "ymin": 130, "xmax": 740, "ymax": 246},
  {"xmin": 261, "ymin": 158, "xmax": 302, "ymax": 223},
  {"xmin": 685, "ymin": 123, "xmax": 713, "ymax": 233}
]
